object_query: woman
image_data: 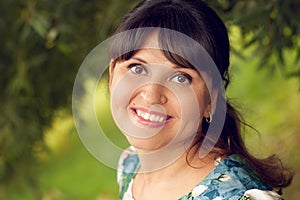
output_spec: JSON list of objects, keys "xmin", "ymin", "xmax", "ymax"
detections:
[{"xmin": 108, "ymin": 0, "xmax": 293, "ymax": 199}]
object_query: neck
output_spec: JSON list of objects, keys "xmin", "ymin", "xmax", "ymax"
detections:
[
  {"xmin": 135, "ymin": 146, "xmax": 216, "ymax": 183},
  {"xmin": 132, "ymin": 147, "xmax": 218, "ymax": 200}
]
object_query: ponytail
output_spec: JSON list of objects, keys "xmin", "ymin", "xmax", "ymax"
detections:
[{"xmin": 221, "ymin": 101, "xmax": 294, "ymax": 190}]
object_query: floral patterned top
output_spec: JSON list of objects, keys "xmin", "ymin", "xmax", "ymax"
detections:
[{"xmin": 117, "ymin": 146, "xmax": 283, "ymax": 200}]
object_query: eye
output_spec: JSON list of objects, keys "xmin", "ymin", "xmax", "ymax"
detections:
[
  {"xmin": 128, "ymin": 64, "xmax": 147, "ymax": 75},
  {"xmin": 171, "ymin": 73, "xmax": 192, "ymax": 85}
]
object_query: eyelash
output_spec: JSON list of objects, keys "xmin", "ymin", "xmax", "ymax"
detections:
[
  {"xmin": 127, "ymin": 63, "xmax": 192, "ymax": 85},
  {"xmin": 127, "ymin": 63, "xmax": 147, "ymax": 75},
  {"xmin": 171, "ymin": 72, "xmax": 192, "ymax": 85}
]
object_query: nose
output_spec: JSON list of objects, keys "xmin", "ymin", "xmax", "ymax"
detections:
[{"xmin": 140, "ymin": 84, "xmax": 167, "ymax": 105}]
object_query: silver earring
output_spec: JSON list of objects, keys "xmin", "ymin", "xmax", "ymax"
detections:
[{"xmin": 206, "ymin": 111, "xmax": 212, "ymax": 123}]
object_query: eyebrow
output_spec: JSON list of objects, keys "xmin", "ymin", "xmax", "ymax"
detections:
[
  {"xmin": 131, "ymin": 56, "xmax": 196, "ymax": 72},
  {"xmin": 131, "ymin": 56, "xmax": 181, "ymax": 69},
  {"xmin": 131, "ymin": 57, "xmax": 147, "ymax": 64}
]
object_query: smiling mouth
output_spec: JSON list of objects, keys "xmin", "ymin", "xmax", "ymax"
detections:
[{"xmin": 130, "ymin": 107, "xmax": 172, "ymax": 127}]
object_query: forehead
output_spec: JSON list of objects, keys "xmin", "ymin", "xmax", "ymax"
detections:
[
  {"xmin": 110, "ymin": 28, "xmax": 214, "ymax": 72},
  {"xmin": 131, "ymin": 32, "xmax": 193, "ymax": 69},
  {"xmin": 131, "ymin": 48, "xmax": 175, "ymax": 66},
  {"xmin": 114, "ymin": 32, "xmax": 179, "ymax": 69}
]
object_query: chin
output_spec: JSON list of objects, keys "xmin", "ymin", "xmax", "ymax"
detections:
[{"xmin": 126, "ymin": 136, "xmax": 166, "ymax": 152}]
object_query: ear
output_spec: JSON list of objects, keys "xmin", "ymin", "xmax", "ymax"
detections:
[
  {"xmin": 109, "ymin": 59, "xmax": 115, "ymax": 91},
  {"xmin": 204, "ymin": 88, "xmax": 219, "ymax": 118},
  {"xmin": 210, "ymin": 88, "xmax": 219, "ymax": 115}
]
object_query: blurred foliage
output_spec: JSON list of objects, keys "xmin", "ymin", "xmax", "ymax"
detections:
[
  {"xmin": 206, "ymin": 0, "xmax": 300, "ymax": 77},
  {"xmin": 0, "ymin": 0, "xmax": 137, "ymax": 198},
  {"xmin": 0, "ymin": 0, "xmax": 299, "ymax": 199}
]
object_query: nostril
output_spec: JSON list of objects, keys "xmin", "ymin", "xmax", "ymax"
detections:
[
  {"xmin": 160, "ymin": 95, "xmax": 167, "ymax": 104},
  {"xmin": 141, "ymin": 87, "xmax": 167, "ymax": 105}
]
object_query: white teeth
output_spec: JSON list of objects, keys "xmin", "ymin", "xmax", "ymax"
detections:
[
  {"xmin": 155, "ymin": 116, "xmax": 160, "ymax": 122},
  {"xmin": 149, "ymin": 114, "xmax": 156, "ymax": 121},
  {"xmin": 135, "ymin": 109, "xmax": 167, "ymax": 122},
  {"xmin": 144, "ymin": 113, "xmax": 150, "ymax": 120},
  {"xmin": 137, "ymin": 109, "xmax": 141, "ymax": 116},
  {"xmin": 158, "ymin": 117, "xmax": 164, "ymax": 122}
]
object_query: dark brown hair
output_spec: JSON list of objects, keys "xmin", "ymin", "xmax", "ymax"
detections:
[{"xmin": 109, "ymin": 0, "xmax": 294, "ymax": 192}]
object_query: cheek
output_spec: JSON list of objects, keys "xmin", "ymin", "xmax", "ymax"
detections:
[
  {"xmin": 194, "ymin": 84, "xmax": 210, "ymax": 114},
  {"xmin": 109, "ymin": 68, "xmax": 135, "ymax": 111},
  {"xmin": 109, "ymin": 72, "xmax": 133, "ymax": 121},
  {"xmin": 110, "ymin": 68, "xmax": 125, "ymax": 92},
  {"xmin": 167, "ymin": 85, "xmax": 202, "ymax": 142},
  {"xmin": 110, "ymin": 70, "xmax": 138, "ymax": 108},
  {"xmin": 174, "ymin": 86, "xmax": 204, "ymax": 119}
]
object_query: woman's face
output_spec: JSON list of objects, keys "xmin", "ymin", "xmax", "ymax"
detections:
[{"xmin": 109, "ymin": 34, "xmax": 212, "ymax": 152}]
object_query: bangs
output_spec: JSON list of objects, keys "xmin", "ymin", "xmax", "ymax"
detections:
[
  {"xmin": 108, "ymin": 0, "xmax": 229, "ymax": 88},
  {"xmin": 108, "ymin": 1, "xmax": 213, "ymax": 70},
  {"xmin": 109, "ymin": 27, "xmax": 213, "ymax": 73},
  {"xmin": 108, "ymin": 28, "xmax": 154, "ymax": 62}
]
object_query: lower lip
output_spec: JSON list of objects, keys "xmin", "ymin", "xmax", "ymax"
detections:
[{"xmin": 130, "ymin": 109, "xmax": 169, "ymax": 128}]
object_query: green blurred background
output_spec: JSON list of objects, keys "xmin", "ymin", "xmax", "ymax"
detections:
[{"xmin": 0, "ymin": 0, "xmax": 299, "ymax": 199}]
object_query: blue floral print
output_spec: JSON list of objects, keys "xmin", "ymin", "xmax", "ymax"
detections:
[{"xmin": 117, "ymin": 147, "xmax": 282, "ymax": 200}]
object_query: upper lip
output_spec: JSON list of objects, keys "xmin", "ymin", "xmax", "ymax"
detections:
[{"xmin": 131, "ymin": 107, "xmax": 172, "ymax": 123}]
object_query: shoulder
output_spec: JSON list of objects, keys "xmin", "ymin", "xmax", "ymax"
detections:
[
  {"xmin": 218, "ymin": 155, "xmax": 272, "ymax": 190},
  {"xmin": 239, "ymin": 189, "xmax": 283, "ymax": 200},
  {"xmin": 222, "ymin": 155, "xmax": 283, "ymax": 199},
  {"xmin": 189, "ymin": 154, "xmax": 282, "ymax": 200}
]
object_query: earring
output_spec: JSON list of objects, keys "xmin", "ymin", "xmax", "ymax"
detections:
[{"xmin": 206, "ymin": 111, "xmax": 212, "ymax": 123}]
